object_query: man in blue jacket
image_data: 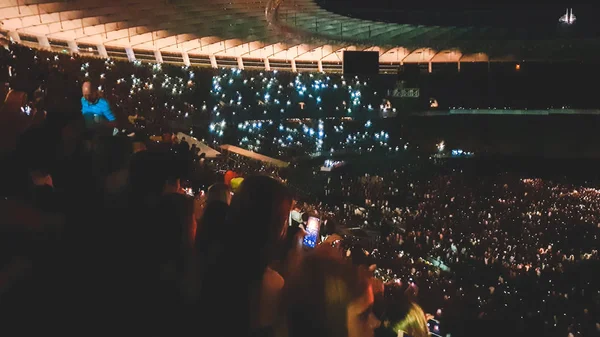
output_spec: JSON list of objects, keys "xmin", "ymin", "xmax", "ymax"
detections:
[{"xmin": 81, "ymin": 81, "xmax": 115, "ymax": 128}]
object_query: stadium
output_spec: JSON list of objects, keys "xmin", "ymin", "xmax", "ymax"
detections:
[
  {"xmin": 2, "ymin": 0, "xmax": 598, "ymax": 73},
  {"xmin": 2, "ymin": 2, "xmax": 600, "ymax": 337}
]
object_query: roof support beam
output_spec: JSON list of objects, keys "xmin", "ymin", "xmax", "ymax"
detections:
[
  {"xmin": 239, "ymin": 42, "xmax": 288, "ymax": 59},
  {"xmin": 182, "ymin": 51, "xmax": 190, "ymax": 66},
  {"xmin": 37, "ymin": 35, "xmax": 50, "ymax": 48},
  {"xmin": 97, "ymin": 44, "xmax": 108, "ymax": 58},
  {"xmin": 161, "ymin": 36, "xmax": 222, "ymax": 53},
  {"xmin": 186, "ymin": 39, "xmax": 245, "ymax": 56},
  {"xmin": 154, "ymin": 49, "xmax": 163, "ymax": 63},
  {"xmin": 216, "ymin": 41, "xmax": 266, "ymax": 58},
  {"xmin": 8, "ymin": 31, "xmax": 21, "ymax": 43},
  {"xmin": 294, "ymin": 43, "xmax": 329, "ymax": 61},
  {"xmin": 125, "ymin": 47, "xmax": 135, "ymax": 62},
  {"xmin": 68, "ymin": 40, "xmax": 78, "ymax": 54},
  {"xmin": 319, "ymin": 45, "xmax": 350, "ymax": 63}
]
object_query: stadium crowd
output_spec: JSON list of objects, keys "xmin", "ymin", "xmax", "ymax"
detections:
[
  {"xmin": 289, "ymin": 166, "xmax": 600, "ymax": 337},
  {"xmin": 1, "ymin": 41, "xmax": 599, "ymax": 337}
]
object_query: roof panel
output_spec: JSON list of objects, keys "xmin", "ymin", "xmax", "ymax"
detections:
[{"xmin": 0, "ymin": 0, "xmax": 595, "ymax": 69}]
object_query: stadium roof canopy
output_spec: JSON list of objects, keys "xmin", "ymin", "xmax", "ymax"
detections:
[{"xmin": 1, "ymin": 0, "xmax": 597, "ymax": 72}]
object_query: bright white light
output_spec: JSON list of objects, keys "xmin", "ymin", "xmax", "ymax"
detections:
[
  {"xmin": 21, "ymin": 105, "xmax": 31, "ymax": 116},
  {"xmin": 559, "ymin": 8, "xmax": 576, "ymax": 24},
  {"xmin": 437, "ymin": 141, "xmax": 445, "ymax": 152}
]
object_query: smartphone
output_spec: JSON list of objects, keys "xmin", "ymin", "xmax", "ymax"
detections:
[
  {"xmin": 427, "ymin": 319, "xmax": 441, "ymax": 337},
  {"xmin": 302, "ymin": 217, "xmax": 321, "ymax": 248},
  {"xmin": 21, "ymin": 105, "xmax": 32, "ymax": 116},
  {"xmin": 184, "ymin": 187, "xmax": 195, "ymax": 197}
]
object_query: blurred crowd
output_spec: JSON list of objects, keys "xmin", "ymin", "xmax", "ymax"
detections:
[
  {"xmin": 0, "ymin": 118, "xmax": 402, "ymax": 337},
  {"xmin": 1, "ymin": 40, "xmax": 599, "ymax": 337},
  {"xmin": 287, "ymin": 165, "xmax": 600, "ymax": 337}
]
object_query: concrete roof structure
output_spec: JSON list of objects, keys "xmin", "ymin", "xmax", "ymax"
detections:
[{"xmin": 1, "ymin": 0, "xmax": 596, "ymax": 72}]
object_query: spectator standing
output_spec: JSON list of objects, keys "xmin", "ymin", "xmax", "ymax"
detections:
[{"xmin": 81, "ymin": 81, "xmax": 115, "ymax": 129}]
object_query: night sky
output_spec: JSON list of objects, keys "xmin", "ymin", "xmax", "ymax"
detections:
[{"xmin": 315, "ymin": 1, "xmax": 598, "ymax": 38}]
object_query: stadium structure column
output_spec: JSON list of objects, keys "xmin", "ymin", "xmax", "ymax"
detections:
[
  {"xmin": 37, "ymin": 36, "xmax": 50, "ymax": 49},
  {"xmin": 209, "ymin": 55, "xmax": 217, "ymax": 68},
  {"xmin": 68, "ymin": 41, "xmax": 78, "ymax": 54},
  {"xmin": 237, "ymin": 56, "xmax": 244, "ymax": 70},
  {"xmin": 8, "ymin": 31, "xmax": 21, "ymax": 43},
  {"xmin": 125, "ymin": 48, "xmax": 136, "ymax": 62},
  {"xmin": 182, "ymin": 51, "xmax": 191, "ymax": 66},
  {"xmin": 97, "ymin": 45, "xmax": 108, "ymax": 58},
  {"xmin": 154, "ymin": 50, "xmax": 164, "ymax": 63},
  {"xmin": 264, "ymin": 58, "xmax": 271, "ymax": 71}
]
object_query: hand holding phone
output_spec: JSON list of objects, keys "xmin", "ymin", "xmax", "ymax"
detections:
[
  {"xmin": 21, "ymin": 105, "xmax": 32, "ymax": 116},
  {"xmin": 427, "ymin": 319, "xmax": 441, "ymax": 337},
  {"xmin": 302, "ymin": 217, "xmax": 321, "ymax": 248}
]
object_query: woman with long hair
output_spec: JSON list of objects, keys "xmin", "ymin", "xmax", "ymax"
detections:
[
  {"xmin": 194, "ymin": 182, "xmax": 232, "ymax": 250},
  {"xmin": 280, "ymin": 246, "xmax": 381, "ymax": 337},
  {"xmin": 196, "ymin": 175, "xmax": 293, "ymax": 336},
  {"xmin": 382, "ymin": 286, "xmax": 430, "ymax": 337},
  {"xmin": 391, "ymin": 302, "xmax": 429, "ymax": 337}
]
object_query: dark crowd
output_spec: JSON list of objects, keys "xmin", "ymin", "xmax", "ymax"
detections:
[
  {"xmin": 289, "ymin": 164, "xmax": 600, "ymax": 337},
  {"xmin": 1, "ymin": 39, "xmax": 599, "ymax": 337}
]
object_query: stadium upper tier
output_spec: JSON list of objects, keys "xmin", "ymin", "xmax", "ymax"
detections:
[{"xmin": 1, "ymin": 0, "xmax": 597, "ymax": 72}]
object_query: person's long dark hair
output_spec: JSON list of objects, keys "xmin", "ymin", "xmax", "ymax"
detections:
[
  {"xmin": 282, "ymin": 246, "xmax": 372, "ymax": 337},
  {"xmin": 195, "ymin": 200, "xmax": 229, "ymax": 254},
  {"xmin": 196, "ymin": 175, "xmax": 292, "ymax": 335}
]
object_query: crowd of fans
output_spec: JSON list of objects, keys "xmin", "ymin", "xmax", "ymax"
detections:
[
  {"xmin": 3, "ymin": 42, "xmax": 600, "ymax": 160},
  {"xmin": 0, "ymin": 114, "xmax": 395, "ymax": 337},
  {"xmin": 1, "ymin": 40, "xmax": 600, "ymax": 337},
  {"xmin": 286, "ymin": 161, "xmax": 600, "ymax": 337}
]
